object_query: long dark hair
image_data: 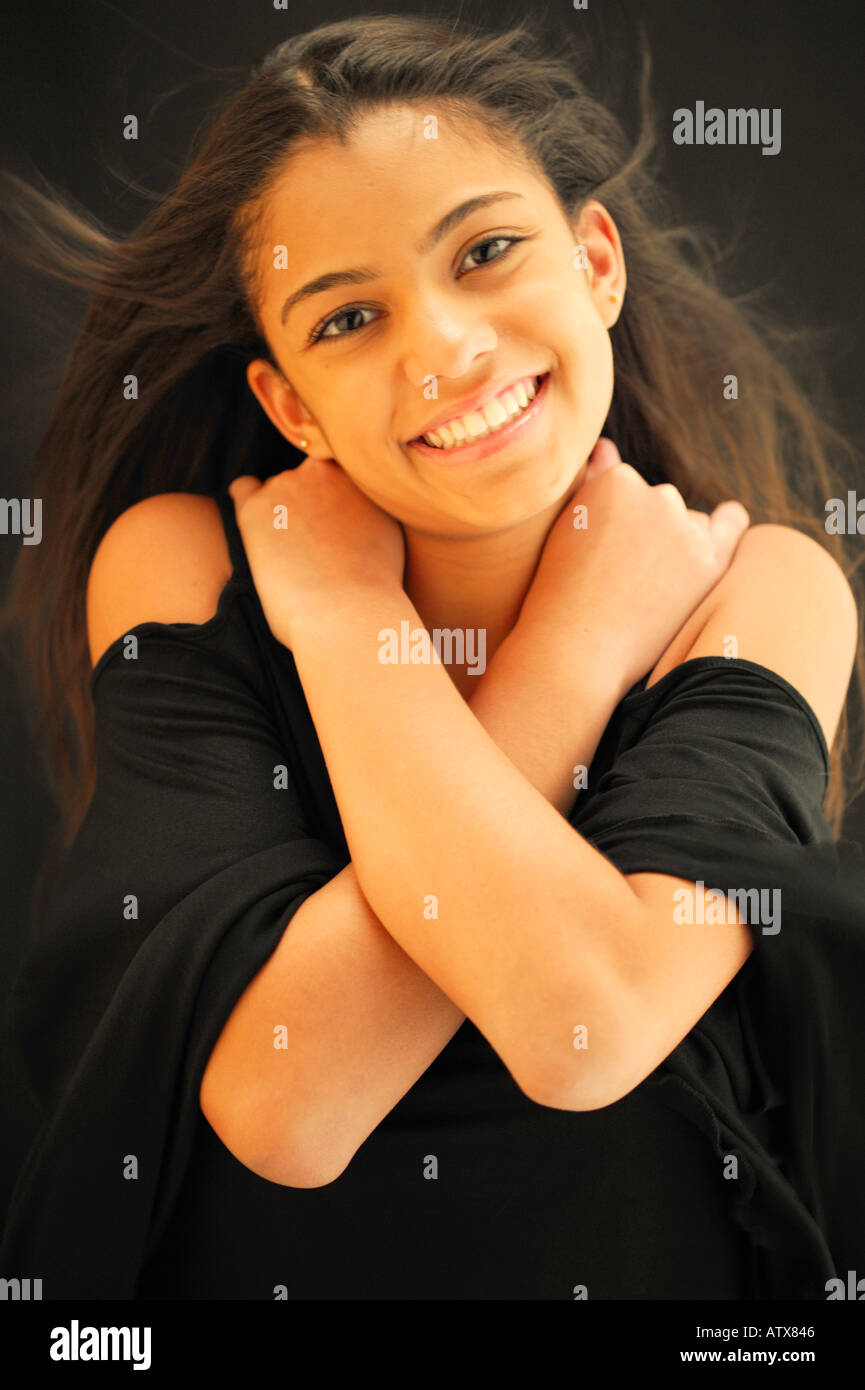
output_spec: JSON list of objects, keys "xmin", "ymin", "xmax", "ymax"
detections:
[{"xmin": 2, "ymin": 11, "xmax": 863, "ymax": 847}]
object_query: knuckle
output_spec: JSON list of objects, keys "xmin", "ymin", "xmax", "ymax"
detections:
[
  {"xmin": 613, "ymin": 461, "xmax": 642, "ymax": 485},
  {"xmin": 653, "ymin": 482, "xmax": 685, "ymax": 505}
]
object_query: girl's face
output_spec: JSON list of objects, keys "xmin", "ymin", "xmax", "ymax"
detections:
[{"xmin": 247, "ymin": 103, "xmax": 625, "ymax": 535}]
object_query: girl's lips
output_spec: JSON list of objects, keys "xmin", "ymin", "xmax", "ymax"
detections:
[{"xmin": 409, "ymin": 372, "xmax": 551, "ymax": 464}]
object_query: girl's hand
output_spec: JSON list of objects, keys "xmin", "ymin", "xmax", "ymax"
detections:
[
  {"xmin": 228, "ymin": 459, "xmax": 406, "ymax": 647},
  {"xmin": 515, "ymin": 438, "xmax": 750, "ymax": 698}
]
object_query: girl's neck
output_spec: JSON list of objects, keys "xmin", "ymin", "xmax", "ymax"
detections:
[{"xmin": 401, "ymin": 492, "xmax": 565, "ymax": 686}]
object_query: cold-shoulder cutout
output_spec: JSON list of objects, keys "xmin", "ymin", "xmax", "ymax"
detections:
[{"xmin": 86, "ymin": 492, "xmax": 236, "ymax": 671}]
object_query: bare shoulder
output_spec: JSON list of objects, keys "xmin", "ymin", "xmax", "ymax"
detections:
[
  {"xmin": 86, "ymin": 492, "xmax": 234, "ymax": 669},
  {"xmin": 650, "ymin": 523, "xmax": 859, "ymax": 749}
]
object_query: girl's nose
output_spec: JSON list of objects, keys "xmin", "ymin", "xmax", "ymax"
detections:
[{"xmin": 401, "ymin": 306, "xmax": 498, "ymax": 389}]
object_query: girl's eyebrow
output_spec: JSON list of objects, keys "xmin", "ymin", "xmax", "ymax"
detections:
[{"xmin": 278, "ymin": 190, "xmax": 527, "ymax": 325}]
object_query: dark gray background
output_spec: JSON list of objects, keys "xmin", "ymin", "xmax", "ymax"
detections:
[{"xmin": 2, "ymin": 0, "xmax": 863, "ymax": 1218}]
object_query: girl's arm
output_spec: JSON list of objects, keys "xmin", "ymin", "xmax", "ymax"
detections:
[
  {"xmin": 201, "ymin": 645, "xmax": 623, "ymax": 1188},
  {"xmin": 283, "ymin": 586, "xmax": 649, "ymax": 1113}
]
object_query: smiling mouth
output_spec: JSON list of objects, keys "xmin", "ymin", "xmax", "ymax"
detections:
[{"xmin": 410, "ymin": 373, "xmax": 549, "ymax": 450}]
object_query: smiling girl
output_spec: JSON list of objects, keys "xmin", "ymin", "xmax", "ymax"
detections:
[{"xmin": 2, "ymin": 14, "xmax": 864, "ymax": 1301}]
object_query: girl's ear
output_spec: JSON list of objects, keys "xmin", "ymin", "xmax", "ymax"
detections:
[
  {"xmin": 572, "ymin": 200, "xmax": 626, "ymax": 326},
  {"xmin": 245, "ymin": 358, "xmax": 319, "ymax": 453}
]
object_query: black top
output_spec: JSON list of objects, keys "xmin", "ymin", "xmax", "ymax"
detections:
[{"xmin": 2, "ymin": 487, "xmax": 865, "ymax": 1301}]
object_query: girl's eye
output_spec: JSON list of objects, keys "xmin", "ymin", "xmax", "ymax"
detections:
[
  {"xmin": 306, "ymin": 235, "xmax": 526, "ymax": 345},
  {"xmin": 458, "ymin": 234, "xmax": 524, "ymax": 273},
  {"xmin": 308, "ymin": 305, "xmax": 378, "ymax": 344}
]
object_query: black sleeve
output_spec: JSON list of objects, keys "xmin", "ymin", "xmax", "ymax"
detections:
[
  {"xmin": 0, "ymin": 627, "xmax": 348, "ymax": 1299},
  {"xmin": 568, "ymin": 657, "xmax": 865, "ymax": 1296},
  {"xmin": 570, "ymin": 656, "xmax": 833, "ymax": 864}
]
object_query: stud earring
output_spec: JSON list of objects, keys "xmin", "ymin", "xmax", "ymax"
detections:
[
  {"xmin": 609, "ymin": 292, "xmax": 621, "ymax": 304},
  {"xmin": 299, "ymin": 438, "xmax": 309, "ymax": 450}
]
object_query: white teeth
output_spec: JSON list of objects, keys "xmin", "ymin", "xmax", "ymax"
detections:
[
  {"xmin": 463, "ymin": 410, "xmax": 490, "ymax": 439},
  {"xmin": 420, "ymin": 375, "xmax": 543, "ymax": 449},
  {"xmin": 481, "ymin": 397, "xmax": 509, "ymax": 430}
]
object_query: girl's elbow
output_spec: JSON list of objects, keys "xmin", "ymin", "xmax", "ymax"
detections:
[
  {"xmin": 507, "ymin": 999, "xmax": 649, "ymax": 1113},
  {"xmin": 199, "ymin": 1074, "xmax": 353, "ymax": 1189}
]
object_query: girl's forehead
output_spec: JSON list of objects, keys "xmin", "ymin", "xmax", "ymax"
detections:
[{"xmin": 258, "ymin": 104, "xmax": 538, "ymax": 220}]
